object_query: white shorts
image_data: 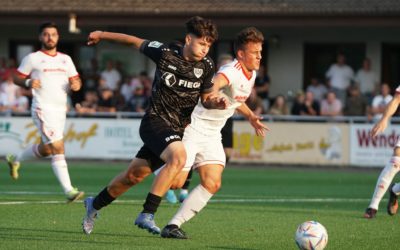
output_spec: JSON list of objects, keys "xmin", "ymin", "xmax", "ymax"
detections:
[
  {"xmin": 32, "ymin": 107, "xmax": 66, "ymax": 144},
  {"xmin": 182, "ymin": 125, "xmax": 225, "ymax": 171}
]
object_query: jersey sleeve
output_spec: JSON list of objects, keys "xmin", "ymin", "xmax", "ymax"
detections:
[
  {"xmin": 140, "ymin": 40, "xmax": 167, "ymax": 63},
  {"xmin": 201, "ymin": 59, "xmax": 215, "ymax": 93},
  {"xmin": 66, "ymin": 56, "xmax": 79, "ymax": 78},
  {"xmin": 217, "ymin": 64, "xmax": 237, "ymax": 86},
  {"xmin": 17, "ymin": 54, "xmax": 33, "ymax": 77}
]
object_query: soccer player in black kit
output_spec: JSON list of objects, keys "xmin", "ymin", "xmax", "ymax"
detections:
[{"xmin": 82, "ymin": 16, "xmax": 227, "ymax": 235}]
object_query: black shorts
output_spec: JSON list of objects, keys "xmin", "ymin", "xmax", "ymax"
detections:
[
  {"xmin": 135, "ymin": 114, "xmax": 183, "ymax": 172},
  {"xmin": 221, "ymin": 117, "xmax": 233, "ymax": 148}
]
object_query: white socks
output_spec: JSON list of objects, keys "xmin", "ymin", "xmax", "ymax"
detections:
[
  {"xmin": 168, "ymin": 184, "xmax": 213, "ymax": 227},
  {"xmin": 392, "ymin": 183, "xmax": 400, "ymax": 195},
  {"xmin": 51, "ymin": 154, "xmax": 73, "ymax": 194},
  {"xmin": 369, "ymin": 156, "xmax": 400, "ymax": 210},
  {"xmin": 17, "ymin": 144, "xmax": 43, "ymax": 162}
]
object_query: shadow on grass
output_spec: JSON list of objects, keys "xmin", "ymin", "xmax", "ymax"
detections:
[
  {"xmin": 0, "ymin": 226, "xmax": 157, "ymax": 239},
  {"xmin": 208, "ymin": 247, "xmax": 258, "ymax": 250}
]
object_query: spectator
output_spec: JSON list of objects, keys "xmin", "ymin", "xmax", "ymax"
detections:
[
  {"xmin": 245, "ymin": 88, "xmax": 264, "ymax": 115},
  {"xmin": 0, "ymin": 91, "xmax": 9, "ymax": 112},
  {"xmin": 343, "ymin": 85, "xmax": 368, "ymax": 116},
  {"xmin": 306, "ymin": 77, "xmax": 328, "ymax": 102},
  {"xmin": 254, "ymin": 65, "xmax": 270, "ymax": 112},
  {"xmin": 291, "ymin": 90, "xmax": 305, "ymax": 115},
  {"xmin": 75, "ymin": 90, "xmax": 98, "ymax": 114},
  {"xmin": 301, "ymin": 91, "xmax": 320, "ymax": 116},
  {"xmin": 326, "ymin": 53, "xmax": 354, "ymax": 104},
  {"xmin": 126, "ymin": 85, "xmax": 148, "ymax": 113},
  {"xmin": 100, "ymin": 60, "xmax": 121, "ymax": 91},
  {"xmin": 355, "ymin": 58, "xmax": 378, "ymax": 104},
  {"xmin": 97, "ymin": 87, "xmax": 117, "ymax": 112},
  {"xmin": 320, "ymin": 91, "xmax": 343, "ymax": 117},
  {"xmin": 138, "ymin": 71, "xmax": 152, "ymax": 98},
  {"xmin": 371, "ymin": 83, "xmax": 392, "ymax": 121},
  {"xmin": 268, "ymin": 94, "xmax": 289, "ymax": 115},
  {"xmin": 120, "ymin": 75, "xmax": 134, "ymax": 102},
  {"xmin": 11, "ymin": 88, "xmax": 29, "ymax": 112},
  {"xmin": 0, "ymin": 71, "xmax": 19, "ymax": 105}
]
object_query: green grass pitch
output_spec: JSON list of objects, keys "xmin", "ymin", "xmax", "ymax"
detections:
[{"xmin": 1, "ymin": 161, "xmax": 400, "ymax": 249}]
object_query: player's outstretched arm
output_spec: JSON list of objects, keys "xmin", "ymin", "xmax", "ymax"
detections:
[
  {"xmin": 87, "ymin": 31, "xmax": 145, "ymax": 49},
  {"xmin": 236, "ymin": 103, "xmax": 270, "ymax": 137},
  {"xmin": 371, "ymin": 93, "xmax": 400, "ymax": 138}
]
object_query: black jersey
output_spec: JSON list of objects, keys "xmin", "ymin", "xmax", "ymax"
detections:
[{"xmin": 140, "ymin": 40, "xmax": 214, "ymax": 133}]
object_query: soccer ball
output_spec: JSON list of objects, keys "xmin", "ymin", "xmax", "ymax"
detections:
[{"xmin": 295, "ymin": 221, "xmax": 328, "ymax": 250}]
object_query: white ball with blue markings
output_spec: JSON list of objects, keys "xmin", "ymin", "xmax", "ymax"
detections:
[{"xmin": 295, "ymin": 221, "xmax": 328, "ymax": 250}]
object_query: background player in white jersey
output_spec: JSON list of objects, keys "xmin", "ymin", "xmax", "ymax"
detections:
[
  {"xmin": 160, "ymin": 27, "xmax": 268, "ymax": 238},
  {"xmin": 364, "ymin": 85, "xmax": 400, "ymax": 218},
  {"xmin": 6, "ymin": 22, "xmax": 84, "ymax": 202}
]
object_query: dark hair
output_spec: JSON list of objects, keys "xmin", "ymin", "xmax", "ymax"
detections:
[
  {"xmin": 185, "ymin": 16, "xmax": 218, "ymax": 43},
  {"xmin": 234, "ymin": 27, "xmax": 264, "ymax": 54},
  {"xmin": 39, "ymin": 22, "xmax": 58, "ymax": 34}
]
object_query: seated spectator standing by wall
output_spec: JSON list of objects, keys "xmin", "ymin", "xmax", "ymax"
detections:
[
  {"xmin": 306, "ymin": 77, "xmax": 327, "ymax": 103},
  {"xmin": 371, "ymin": 83, "xmax": 392, "ymax": 121},
  {"xmin": 320, "ymin": 91, "xmax": 343, "ymax": 117},
  {"xmin": 268, "ymin": 94, "xmax": 289, "ymax": 115},
  {"xmin": 343, "ymin": 85, "xmax": 369, "ymax": 117},
  {"xmin": 325, "ymin": 53, "xmax": 354, "ymax": 105}
]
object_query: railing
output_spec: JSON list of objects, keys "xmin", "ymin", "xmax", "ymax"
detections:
[{"xmin": 2, "ymin": 110, "xmax": 400, "ymax": 124}]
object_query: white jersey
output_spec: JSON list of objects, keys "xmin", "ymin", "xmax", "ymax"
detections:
[
  {"xmin": 17, "ymin": 50, "xmax": 79, "ymax": 111},
  {"xmin": 189, "ymin": 59, "xmax": 256, "ymax": 135}
]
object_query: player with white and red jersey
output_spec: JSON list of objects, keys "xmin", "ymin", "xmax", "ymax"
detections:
[
  {"xmin": 161, "ymin": 27, "xmax": 269, "ymax": 239},
  {"xmin": 364, "ymin": 85, "xmax": 400, "ymax": 219},
  {"xmin": 180, "ymin": 58, "xmax": 257, "ymax": 171},
  {"xmin": 18, "ymin": 50, "xmax": 78, "ymax": 112},
  {"xmin": 6, "ymin": 22, "xmax": 84, "ymax": 203}
]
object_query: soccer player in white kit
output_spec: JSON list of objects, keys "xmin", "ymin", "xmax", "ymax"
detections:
[
  {"xmin": 6, "ymin": 22, "xmax": 84, "ymax": 202},
  {"xmin": 364, "ymin": 85, "xmax": 400, "ymax": 218},
  {"xmin": 161, "ymin": 27, "xmax": 269, "ymax": 238}
]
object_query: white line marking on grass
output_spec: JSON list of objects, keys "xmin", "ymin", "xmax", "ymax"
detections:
[{"xmin": 0, "ymin": 198, "xmax": 374, "ymax": 205}]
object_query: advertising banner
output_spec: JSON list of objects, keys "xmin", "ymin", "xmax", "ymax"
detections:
[
  {"xmin": 231, "ymin": 121, "xmax": 350, "ymax": 166},
  {"xmin": 0, "ymin": 117, "xmax": 142, "ymax": 160},
  {"xmin": 350, "ymin": 123, "xmax": 398, "ymax": 167}
]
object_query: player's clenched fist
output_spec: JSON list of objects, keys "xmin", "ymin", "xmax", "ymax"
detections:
[
  {"xmin": 30, "ymin": 79, "xmax": 41, "ymax": 89},
  {"xmin": 87, "ymin": 31, "xmax": 103, "ymax": 45},
  {"xmin": 69, "ymin": 77, "xmax": 82, "ymax": 91}
]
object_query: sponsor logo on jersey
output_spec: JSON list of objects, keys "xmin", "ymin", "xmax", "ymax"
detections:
[
  {"xmin": 167, "ymin": 65, "xmax": 177, "ymax": 71},
  {"xmin": 148, "ymin": 41, "xmax": 163, "ymax": 48},
  {"xmin": 165, "ymin": 134, "xmax": 181, "ymax": 142},
  {"xmin": 162, "ymin": 72, "xmax": 177, "ymax": 87},
  {"xmin": 194, "ymin": 68, "xmax": 203, "ymax": 78},
  {"xmin": 235, "ymin": 95, "xmax": 249, "ymax": 102},
  {"xmin": 178, "ymin": 79, "xmax": 201, "ymax": 89}
]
